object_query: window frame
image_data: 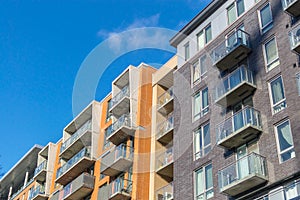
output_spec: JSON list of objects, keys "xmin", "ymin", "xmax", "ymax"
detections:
[
  {"xmin": 274, "ymin": 119, "xmax": 295, "ymax": 163},
  {"xmin": 192, "ymin": 55, "xmax": 208, "ymax": 85},
  {"xmin": 192, "ymin": 87, "xmax": 209, "ymax": 121},
  {"xmin": 184, "ymin": 42, "xmax": 190, "ymax": 61},
  {"xmin": 197, "ymin": 24, "xmax": 212, "ymax": 51},
  {"xmin": 258, "ymin": 2, "xmax": 273, "ymax": 34},
  {"xmin": 263, "ymin": 37, "xmax": 280, "ymax": 72},
  {"xmin": 194, "ymin": 163, "xmax": 214, "ymax": 200},
  {"xmin": 227, "ymin": 0, "xmax": 245, "ymax": 25},
  {"xmin": 193, "ymin": 122, "xmax": 211, "ymax": 160},
  {"xmin": 268, "ymin": 75, "xmax": 287, "ymax": 114},
  {"xmin": 296, "ymin": 73, "xmax": 300, "ymax": 96}
]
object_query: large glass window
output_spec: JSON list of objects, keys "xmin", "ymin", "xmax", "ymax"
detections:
[
  {"xmin": 195, "ymin": 164, "xmax": 214, "ymax": 200},
  {"xmin": 192, "ymin": 55, "xmax": 207, "ymax": 84},
  {"xmin": 194, "ymin": 123, "xmax": 211, "ymax": 160},
  {"xmin": 185, "ymin": 42, "xmax": 190, "ymax": 61},
  {"xmin": 275, "ymin": 120, "xmax": 295, "ymax": 163},
  {"xmin": 259, "ymin": 3, "xmax": 273, "ymax": 34},
  {"xmin": 197, "ymin": 25, "xmax": 212, "ymax": 50},
  {"xmin": 193, "ymin": 87, "xmax": 209, "ymax": 120},
  {"xmin": 269, "ymin": 76, "xmax": 286, "ymax": 114},
  {"xmin": 264, "ymin": 37, "xmax": 279, "ymax": 71},
  {"xmin": 227, "ymin": 0, "xmax": 245, "ymax": 25}
]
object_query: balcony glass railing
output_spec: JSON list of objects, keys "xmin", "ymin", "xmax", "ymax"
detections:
[
  {"xmin": 156, "ymin": 147, "xmax": 173, "ymax": 170},
  {"xmin": 110, "ymin": 85, "xmax": 130, "ymax": 109},
  {"xmin": 156, "ymin": 115, "xmax": 174, "ymax": 139},
  {"xmin": 113, "ymin": 143, "xmax": 133, "ymax": 162},
  {"xmin": 215, "ymin": 66, "xmax": 255, "ymax": 101},
  {"xmin": 29, "ymin": 185, "xmax": 45, "ymax": 199},
  {"xmin": 216, "ymin": 106, "xmax": 261, "ymax": 142},
  {"xmin": 107, "ymin": 114, "xmax": 132, "ymax": 138},
  {"xmin": 218, "ymin": 153, "xmax": 267, "ymax": 190},
  {"xmin": 211, "ymin": 29, "xmax": 250, "ymax": 64},
  {"xmin": 10, "ymin": 178, "xmax": 34, "ymax": 200},
  {"xmin": 158, "ymin": 88, "xmax": 173, "ymax": 108},
  {"xmin": 109, "ymin": 177, "xmax": 132, "ymax": 197},
  {"xmin": 282, "ymin": 0, "xmax": 298, "ymax": 9},
  {"xmin": 156, "ymin": 182, "xmax": 173, "ymax": 200},
  {"xmin": 60, "ymin": 120, "xmax": 92, "ymax": 153},
  {"xmin": 56, "ymin": 147, "xmax": 90, "ymax": 178},
  {"xmin": 34, "ymin": 160, "xmax": 47, "ymax": 176},
  {"xmin": 289, "ymin": 24, "xmax": 300, "ymax": 50}
]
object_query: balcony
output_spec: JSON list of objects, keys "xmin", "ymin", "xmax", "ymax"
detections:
[
  {"xmin": 157, "ymin": 88, "xmax": 174, "ymax": 115},
  {"xmin": 211, "ymin": 30, "xmax": 251, "ymax": 71},
  {"xmin": 29, "ymin": 185, "xmax": 47, "ymax": 200},
  {"xmin": 289, "ymin": 24, "xmax": 300, "ymax": 54},
  {"xmin": 63, "ymin": 173, "xmax": 95, "ymax": 200},
  {"xmin": 110, "ymin": 86, "xmax": 130, "ymax": 117},
  {"xmin": 107, "ymin": 114, "xmax": 135, "ymax": 146},
  {"xmin": 282, "ymin": 0, "xmax": 300, "ymax": 17},
  {"xmin": 156, "ymin": 115, "xmax": 174, "ymax": 145},
  {"xmin": 109, "ymin": 177, "xmax": 132, "ymax": 200},
  {"xmin": 156, "ymin": 147, "xmax": 173, "ymax": 178},
  {"xmin": 60, "ymin": 120, "xmax": 92, "ymax": 160},
  {"xmin": 218, "ymin": 153, "xmax": 268, "ymax": 196},
  {"xmin": 156, "ymin": 183, "xmax": 173, "ymax": 200},
  {"xmin": 216, "ymin": 106, "xmax": 262, "ymax": 149},
  {"xmin": 33, "ymin": 160, "xmax": 47, "ymax": 183},
  {"xmin": 214, "ymin": 66, "xmax": 256, "ymax": 107},
  {"xmin": 100, "ymin": 144, "xmax": 133, "ymax": 177},
  {"xmin": 56, "ymin": 147, "xmax": 94, "ymax": 186}
]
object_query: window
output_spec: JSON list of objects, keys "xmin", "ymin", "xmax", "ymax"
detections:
[
  {"xmin": 103, "ymin": 126, "xmax": 112, "ymax": 150},
  {"xmin": 269, "ymin": 76, "xmax": 286, "ymax": 114},
  {"xmin": 185, "ymin": 42, "xmax": 190, "ymax": 61},
  {"xmin": 195, "ymin": 164, "xmax": 214, "ymax": 200},
  {"xmin": 259, "ymin": 3, "xmax": 273, "ymax": 34},
  {"xmin": 296, "ymin": 73, "xmax": 300, "ymax": 96},
  {"xmin": 193, "ymin": 87, "xmax": 209, "ymax": 120},
  {"xmin": 285, "ymin": 181, "xmax": 300, "ymax": 199},
  {"xmin": 106, "ymin": 100, "xmax": 112, "ymax": 122},
  {"xmin": 194, "ymin": 123, "xmax": 211, "ymax": 160},
  {"xmin": 192, "ymin": 55, "xmax": 207, "ymax": 84},
  {"xmin": 227, "ymin": 0, "xmax": 245, "ymax": 25},
  {"xmin": 263, "ymin": 37, "xmax": 279, "ymax": 71},
  {"xmin": 197, "ymin": 25, "xmax": 212, "ymax": 50},
  {"xmin": 275, "ymin": 120, "xmax": 295, "ymax": 163}
]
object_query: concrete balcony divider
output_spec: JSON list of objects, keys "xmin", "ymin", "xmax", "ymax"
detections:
[
  {"xmin": 157, "ymin": 88, "xmax": 174, "ymax": 115},
  {"xmin": 281, "ymin": 0, "xmax": 300, "ymax": 17},
  {"xmin": 108, "ymin": 177, "xmax": 132, "ymax": 200},
  {"xmin": 214, "ymin": 66, "xmax": 256, "ymax": 107},
  {"xmin": 156, "ymin": 182, "xmax": 173, "ymax": 200},
  {"xmin": 289, "ymin": 23, "xmax": 300, "ymax": 54},
  {"xmin": 218, "ymin": 153, "xmax": 268, "ymax": 196},
  {"xmin": 110, "ymin": 85, "xmax": 130, "ymax": 117},
  {"xmin": 211, "ymin": 29, "xmax": 251, "ymax": 70},
  {"xmin": 100, "ymin": 144, "xmax": 133, "ymax": 177},
  {"xmin": 156, "ymin": 115, "xmax": 174, "ymax": 145},
  {"xmin": 216, "ymin": 106, "xmax": 262, "ymax": 149},
  {"xmin": 33, "ymin": 160, "xmax": 47, "ymax": 182}
]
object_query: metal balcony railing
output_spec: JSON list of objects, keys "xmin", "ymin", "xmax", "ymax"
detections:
[
  {"xmin": 289, "ymin": 24, "xmax": 300, "ymax": 50},
  {"xmin": 156, "ymin": 147, "xmax": 173, "ymax": 170},
  {"xmin": 60, "ymin": 120, "xmax": 92, "ymax": 153},
  {"xmin": 156, "ymin": 115, "xmax": 173, "ymax": 139},
  {"xmin": 10, "ymin": 178, "xmax": 34, "ymax": 200},
  {"xmin": 56, "ymin": 147, "xmax": 90, "ymax": 178},
  {"xmin": 34, "ymin": 160, "xmax": 47, "ymax": 176},
  {"xmin": 218, "ymin": 153, "xmax": 267, "ymax": 191},
  {"xmin": 110, "ymin": 85, "xmax": 130, "ymax": 109},
  {"xmin": 216, "ymin": 106, "xmax": 261, "ymax": 142},
  {"xmin": 158, "ymin": 88, "xmax": 173, "ymax": 108},
  {"xmin": 215, "ymin": 66, "xmax": 255, "ymax": 101},
  {"xmin": 29, "ymin": 185, "xmax": 45, "ymax": 199},
  {"xmin": 109, "ymin": 177, "xmax": 132, "ymax": 198},
  {"xmin": 156, "ymin": 182, "xmax": 173, "ymax": 200},
  {"xmin": 107, "ymin": 114, "xmax": 132, "ymax": 137},
  {"xmin": 282, "ymin": 0, "xmax": 298, "ymax": 10}
]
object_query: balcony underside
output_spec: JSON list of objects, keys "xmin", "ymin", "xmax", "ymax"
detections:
[
  {"xmin": 109, "ymin": 192, "xmax": 131, "ymax": 200},
  {"xmin": 32, "ymin": 194, "xmax": 48, "ymax": 200},
  {"xmin": 215, "ymin": 45, "xmax": 251, "ymax": 71},
  {"xmin": 157, "ymin": 162, "xmax": 173, "ymax": 179},
  {"xmin": 107, "ymin": 126, "xmax": 135, "ymax": 146},
  {"xmin": 157, "ymin": 129, "xmax": 173, "ymax": 145},
  {"xmin": 101, "ymin": 158, "xmax": 133, "ymax": 177},
  {"xmin": 221, "ymin": 174, "xmax": 268, "ymax": 196},
  {"xmin": 64, "ymin": 187, "xmax": 93, "ymax": 200},
  {"xmin": 215, "ymin": 82, "xmax": 256, "ymax": 107},
  {"xmin": 60, "ymin": 131, "xmax": 92, "ymax": 160},
  {"xmin": 158, "ymin": 99, "xmax": 174, "ymax": 115},
  {"xmin": 292, "ymin": 42, "xmax": 300, "ymax": 54},
  {"xmin": 110, "ymin": 97, "xmax": 130, "ymax": 117},
  {"xmin": 55, "ymin": 158, "xmax": 95, "ymax": 186},
  {"xmin": 218, "ymin": 125, "xmax": 262, "ymax": 149},
  {"xmin": 34, "ymin": 170, "xmax": 47, "ymax": 183},
  {"xmin": 285, "ymin": 1, "xmax": 300, "ymax": 17}
]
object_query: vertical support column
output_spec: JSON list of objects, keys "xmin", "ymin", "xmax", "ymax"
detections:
[
  {"xmin": 8, "ymin": 185, "xmax": 13, "ymax": 200},
  {"xmin": 24, "ymin": 171, "xmax": 29, "ymax": 186}
]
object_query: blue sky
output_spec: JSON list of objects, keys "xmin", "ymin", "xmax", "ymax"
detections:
[{"xmin": 0, "ymin": 0, "xmax": 210, "ymax": 174}]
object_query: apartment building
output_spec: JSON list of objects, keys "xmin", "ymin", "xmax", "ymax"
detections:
[{"xmin": 170, "ymin": 0, "xmax": 300, "ymax": 199}]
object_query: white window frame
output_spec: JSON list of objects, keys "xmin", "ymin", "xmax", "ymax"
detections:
[
  {"xmin": 274, "ymin": 119, "xmax": 295, "ymax": 163},
  {"xmin": 193, "ymin": 87, "xmax": 209, "ymax": 121},
  {"xmin": 258, "ymin": 2, "xmax": 273, "ymax": 34},
  {"xmin": 184, "ymin": 42, "xmax": 190, "ymax": 61},
  {"xmin": 227, "ymin": 0, "xmax": 245, "ymax": 25},
  {"xmin": 194, "ymin": 163, "xmax": 214, "ymax": 200},
  {"xmin": 193, "ymin": 122, "xmax": 211, "ymax": 160},
  {"xmin": 192, "ymin": 55, "xmax": 208, "ymax": 85},
  {"xmin": 268, "ymin": 75, "xmax": 287, "ymax": 114},
  {"xmin": 263, "ymin": 37, "xmax": 280, "ymax": 72},
  {"xmin": 197, "ymin": 24, "xmax": 212, "ymax": 51},
  {"xmin": 296, "ymin": 73, "xmax": 300, "ymax": 96}
]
